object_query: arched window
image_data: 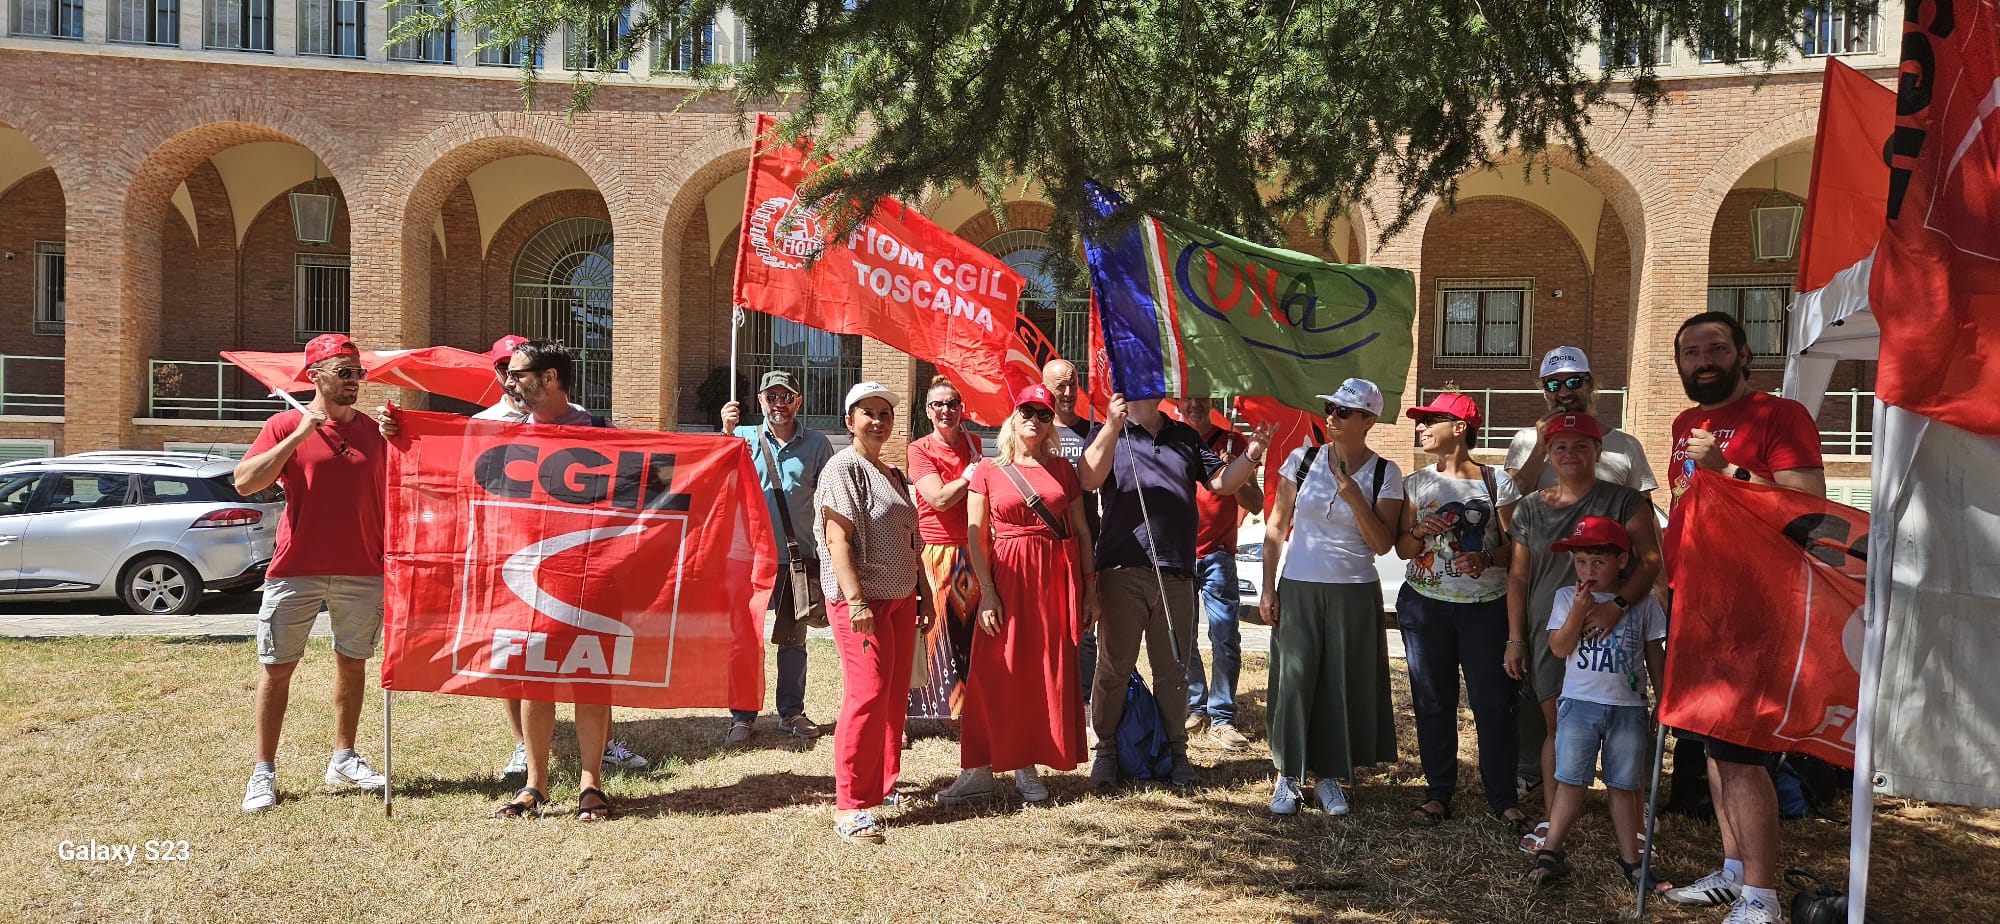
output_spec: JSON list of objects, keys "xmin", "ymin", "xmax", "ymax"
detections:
[
  {"xmin": 984, "ymin": 228, "xmax": 1090, "ymax": 383},
  {"xmin": 511, "ymin": 217, "xmax": 614, "ymax": 416}
]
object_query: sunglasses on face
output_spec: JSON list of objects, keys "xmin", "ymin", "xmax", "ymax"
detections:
[
  {"xmin": 762, "ymin": 391, "xmax": 800, "ymax": 406},
  {"xmin": 503, "ymin": 368, "xmax": 544, "ymax": 381},
  {"xmin": 927, "ymin": 398, "xmax": 964, "ymax": 411},
  {"xmin": 1543, "ymin": 375, "xmax": 1589, "ymax": 393},
  {"xmin": 1017, "ymin": 407, "xmax": 1055, "ymax": 424},
  {"xmin": 319, "ymin": 366, "xmax": 367, "ymax": 382},
  {"xmin": 1417, "ymin": 414, "xmax": 1460, "ymax": 427},
  {"xmin": 1323, "ymin": 404, "xmax": 1369, "ymax": 420}
]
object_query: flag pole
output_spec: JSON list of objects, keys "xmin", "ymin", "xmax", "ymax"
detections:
[
  {"xmin": 730, "ymin": 306, "xmax": 744, "ymax": 410},
  {"xmin": 1637, "ymin": 719, "xmax": 1668, "ymax": 918},
  {"xmin": 382, "ymin": 689, "xmax": 394, "ymax": 818}
]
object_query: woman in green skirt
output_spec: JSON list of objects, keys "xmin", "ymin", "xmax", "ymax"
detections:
[{"xmin": 1259, "ymin": 378, "xmax": 1406, "ymax": 815}]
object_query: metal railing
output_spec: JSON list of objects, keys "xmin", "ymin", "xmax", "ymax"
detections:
[
  {"xmin": 0, "ymin": 354, "xmax": 64, "ymax": 416},
  {"xmin": 148, "ymin": 360, "xmax": 288, "ymax": 421},
  {"xmin": 1417, "ymin": 387, "xmax": 1630, "ymax": 452},
  {"xmin": 1807, "ymin": 389, "xmax": 1876, "ymax": 457}
]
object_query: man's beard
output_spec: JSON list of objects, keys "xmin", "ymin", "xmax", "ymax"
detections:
[
  {"xmin": 328, "ymin": 390, "xmax": 359, "ymax": 407},
  {"xmin": 1680, "ymin": 360, "xmax": 1745, "ymax": 404}
]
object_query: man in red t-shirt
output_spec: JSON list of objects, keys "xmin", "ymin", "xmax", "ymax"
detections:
[
  {"xmin": 1180, "ymin": 396, "xmax": 1263, "ymax": 751},
  {"xmin": 1660, "ymin": 312, "xmax": 1825, "ymax": 924},
  {"xmin": 232, "ymin": 334, "xmax": 387, "ymax": 814}
]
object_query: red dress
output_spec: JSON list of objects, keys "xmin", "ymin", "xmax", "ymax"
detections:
[{"xmin": 963, "ymin": 457, "xmax": 1088, "ymax": 772}]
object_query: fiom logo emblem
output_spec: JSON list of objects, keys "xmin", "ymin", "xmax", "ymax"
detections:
[{"xmin": 749, "ymin": 195, "xmax": 826, "ymax": 270}]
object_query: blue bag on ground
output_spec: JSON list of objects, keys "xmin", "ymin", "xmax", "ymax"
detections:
[{"xmin": 1116, "ymin": 671, "xmax": 1175, "ymax": 780}]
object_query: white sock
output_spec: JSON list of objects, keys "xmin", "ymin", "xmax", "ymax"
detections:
[
  {"xmin": 1742, "ymin": 886, "xmax": 1779, "ymax": 908},
  {"xmin": 253, "ymin": 761, "xmax": 275, "ymax": 775},
  {"xmin": 1722, "ymin": 858, "xmax": 1745, "ymax": 882},
  {"xmin": 333, "ymin": 748, "xmax": 357, "ymax": 762}
]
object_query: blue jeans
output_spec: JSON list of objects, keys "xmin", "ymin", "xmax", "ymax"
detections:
[
  {"xmin": 732, "ymin": 643, "xmax": 807, "ymax": 722},
  {"xmin": 1184, "ymin": 551, "xmax": 1242, "ymax": 726},
  {"xmin": 1397, "ymin": 586, "xmax": 1520, "ymax": 811}
]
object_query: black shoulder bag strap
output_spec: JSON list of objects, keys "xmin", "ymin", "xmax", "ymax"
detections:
[
  {"xmin": 999, "ymin": 461, "xmax": 1070, "ymax": 540},
  {"xmin": 1370, "ymin": 455, "xmax": 1388, "ymax": 507},
  {"xmin": 754, "ymin": 426, "xmax": 806, "ymax": 567},
  {"xmin": 1293, "ymin": 444, "xmax": 1322, "ymax": 490}
]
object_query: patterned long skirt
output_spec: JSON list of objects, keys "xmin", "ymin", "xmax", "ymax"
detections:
[{"xmin": 907, "ymin": 542, "xmax": 980, "ymax": 721}]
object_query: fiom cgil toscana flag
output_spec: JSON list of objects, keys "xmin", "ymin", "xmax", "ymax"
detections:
[{"xmin": 1079, "ymin": 181, "xmax": 1415, "ymax": 414}]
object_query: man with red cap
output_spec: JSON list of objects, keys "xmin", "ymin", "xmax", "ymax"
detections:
[{"xmin": 234, "ymin": 334, "xmax": 388, "ymax": 813}]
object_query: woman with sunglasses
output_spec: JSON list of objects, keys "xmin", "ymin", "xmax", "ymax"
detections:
[
  {"xmin": 940, "ymin": 385, "xmax": 1098, "ymax": 804},
  {"xmin": 905, "ymin": 376, "xmax": 984, "ymax": 735},
  {"xmin": 1260, "ymin": 378, "xmax": 1404, "ymax": 816},
  {"xmin": 816, "ymin": 382, "xmax": 932, "ymax": 845}
]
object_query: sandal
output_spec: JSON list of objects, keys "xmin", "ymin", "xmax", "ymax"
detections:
[
  {"xmin": 575, "ymin": 787, "xmax": 613, "ymax": 822},
  {"xmin": 1410, "ymin": 799, "xmax": 1452, "ymax": 826},
  {"xmin": 1490, "ymin": 808, "xmax": 1532, "ymax": 836},
  {"xmin": 1526, "ymin": 848, "xmax": 1570, "ymax": 886},
  {"xmin": 835, "ymin": 811, "xmax": 886, "ymax": 845},
  {"xmin": 494, "ymin": 786, "xmax": 545, "ymax": 819},
  {"xmin": 1518, "ymin": 820, "xmax": 1551, "ymax": 855},
  {"xmin": 1620, "ymin": 858, "xmax": 1675, "ymax": 895}
]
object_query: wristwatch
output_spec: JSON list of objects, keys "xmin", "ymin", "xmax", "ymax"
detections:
[{"xmin": 1611, "ymin": 595, "xmax": 1631, "ymax": 611}]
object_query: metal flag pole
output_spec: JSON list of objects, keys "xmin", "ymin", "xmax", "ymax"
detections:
[
  {"xmin": 730, "ymin": 306, "xmax": 744, "ymax": 408},
  {"xmin": 382, "ymin": 689, "xmax": 394, "ymax": 818},
  {"xmin": 1636, "ymin": 719, "xmax": 1668, "ymax": 918}
]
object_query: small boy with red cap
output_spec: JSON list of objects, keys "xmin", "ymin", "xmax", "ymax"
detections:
[{"xmin": 1526, "ymin": 514, "xmax": 1670, "ymax": 894}]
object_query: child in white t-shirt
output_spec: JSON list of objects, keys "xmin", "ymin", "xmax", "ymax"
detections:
[{"xmin": 1526, "ymin": 515, "xmax": 1671, "ymax": 895}]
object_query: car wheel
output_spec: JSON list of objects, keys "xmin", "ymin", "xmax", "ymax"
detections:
[{"xmin": 120, "ymin": 554, "xmax": 205, "ymax": 616}]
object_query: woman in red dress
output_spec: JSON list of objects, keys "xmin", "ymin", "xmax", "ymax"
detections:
[{"xmin": 936, "ymin": 384, "xmax": 1099, "ymax": 804}]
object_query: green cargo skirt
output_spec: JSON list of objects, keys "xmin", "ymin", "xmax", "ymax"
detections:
[{"xmin": 1268, "ymin": 578, "xmax": 1398, "ymax": 781}]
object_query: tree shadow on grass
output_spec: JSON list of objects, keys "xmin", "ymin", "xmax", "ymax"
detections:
[{"xmin": 616, "ymin": 771, "xmax": 837, "ymax": 818}]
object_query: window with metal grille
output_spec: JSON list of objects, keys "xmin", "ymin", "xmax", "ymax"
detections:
[
  {"xmin": 387, "ymin": 0, "xmax": 452, "ymax": 62},
  {"xmin": 1707, "ymin": 274, "xmax": 1792, "ymax": 357},
  {"xmin": 1598, "ymin": 20, "xmax": 1672, "ymax": 68},
  {"xmin": 294, "ymin": 254, "xmax": 351, "ymax": 343},
  {"xmin": 654, "ymin": 8, "xmax": 712, "ymax": 73},
  {"xmin": 298, "ymin": 0, "xmax": 363, "ymax": 58},
  {"xmin": 109, "ymin": 0, "xmax": 178, "ymax": 45},
  {"xmin": 511, "ymin": 218, "xmax": 615, "ymax": 417},
  {"xmin": 738, "ymin": 315, "xmax": 860, "ymax": 432},
  {"xmin": 474, "ymin": 28, "xmax": 539, "ymax": 67},
  {"xmin": 1801, "ymin": 1, "xmax": 1877, "ymax": 56},
  {"xmin": 9, "ymin": 0, "xmax": 84, "ymax": 38},
  {"xmin": 204, "ymin": 0, "xmax": 271, "ymax": 51},
  {"xmin": 1698, "ymin": 1, "xmax": 1772, "ymax": 63},
  {"xmin": 565, "ymin": 6, "xmax": 631, "ymax": 72},
  {"xmin": 33, "ymin": 242, "xmax": 64, "ymax": 336},
  {"xmin": 1435, "ymin": 279, "xmax": 1532, "ymax": 368}
]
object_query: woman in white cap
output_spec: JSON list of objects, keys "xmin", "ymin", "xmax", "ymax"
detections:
[
  {"xmin": 816, "ymin": 381, "xmax": 932, "ymax": 844},
  {"xmin": 1259, "ymin": 377, "xmax": 1405, "ymax": 815}
]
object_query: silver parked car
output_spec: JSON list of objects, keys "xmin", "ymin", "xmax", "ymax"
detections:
[{"xmin": 0, "ymin": 451, "xmax": 281, "ymax": 614}]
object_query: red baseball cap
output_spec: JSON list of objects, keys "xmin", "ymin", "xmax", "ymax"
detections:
[
  {"xmin": 488, "ymin": 334, "xmax": 530, "ymax": 366},
  {"xmin": 1544, "ymin": 412, "xmax": 1604, "ymax": 442},
  {"xmin": 1552, "ymin": 515, "xmax": 1631, "ymax": 554},
  {"xmin": 300, "ymin": 334, "xmax": 360, "ymax": 372},
  {"xmin": 1405, "ymin": 392, "xmax": 1482, "ymax": 426},
  {"xmin": 1014, "ymin": 383, "xmax": 1056, "ymax": 411}
]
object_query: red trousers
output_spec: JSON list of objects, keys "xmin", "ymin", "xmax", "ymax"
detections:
[{"xmin": 831, "ymin": 595, "xmax": 917, "ymax": 810}]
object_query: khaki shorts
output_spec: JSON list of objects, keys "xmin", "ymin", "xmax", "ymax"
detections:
[{"xmin": 256, "ymin": 575, "xmax": 385, "ymax": 665}]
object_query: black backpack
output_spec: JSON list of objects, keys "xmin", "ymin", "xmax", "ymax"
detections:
[{"xmin": 1786, "ymin": 869, "xmax": 1889, "ymax": 924}]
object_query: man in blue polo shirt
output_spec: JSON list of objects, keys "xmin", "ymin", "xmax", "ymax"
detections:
[
  {"xmin": 720, "ymin": 370, "xmax": 835, "ymax": 744},
  {"xmin": 1079, "ymin": 393, "xmax": 1272, "ymax": 788}
]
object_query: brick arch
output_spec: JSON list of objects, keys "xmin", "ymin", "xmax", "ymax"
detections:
[
  {"xmin": 0, "ymin": 102, "xmax": 86, "ymax": 196},
  {"xmin": 484, "ymin": 188, "xmax": 615, "ymax": 344},
  {"xmin": 1690, "ymin": 105, "xmax": 1820, "ymax": 237},
  {"xmin": 952, "ymin": 201, "xmax": 1058, "ymax": 247}
]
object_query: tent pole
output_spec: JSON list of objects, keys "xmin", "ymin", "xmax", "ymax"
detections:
[
  {"xmin": 382, "ymin": 689, "xmax": 394, "ymax": 818},
  {"xmin": 1637, "ymin": 719, "xmax": 1668, "ymax": 919},
  {"xmin": 1847, "ymin": 398, "xmax": 1903, "ymax": 923}
]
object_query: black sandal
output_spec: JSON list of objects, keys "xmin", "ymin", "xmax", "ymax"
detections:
[
  {"xmin": 494, "ymin": 786, "xmax": 544, "ymax": 819},
  {"xmin": 1620, "ymin": 857, "xmax": 1674, "ymax": 895},
  {"xmin": 576, "ymin": 786, "xmax": 613, "ymax": 822},
  {"xmin": 1410, "ymin": 799, "xmax": 1452, "ymax": 826},
  {"xmin": 1490, "ymin": 808, "xmax": 1533, "ymax": 836},
  {"xmin": 1527, "ymin": 848, "xmax": 1570, "ymax": 886}
]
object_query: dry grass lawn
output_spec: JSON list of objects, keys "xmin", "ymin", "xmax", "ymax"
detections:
[{"xmin": 1, "ymin": 636, "xmax": 1995, "ymax": 923}]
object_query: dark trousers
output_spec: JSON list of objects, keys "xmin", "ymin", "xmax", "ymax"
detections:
[{"xmin": 1398, "ymin": 586, "xmax": 1520, "ymax": 812}]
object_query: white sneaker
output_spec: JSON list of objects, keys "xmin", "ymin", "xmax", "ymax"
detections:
[
  {"xmin": 502, "ymin": 743, "xmax": 527, "ymax": 776},
  {"xmin": 242, "ymin": 768, "xmax": 277, "ymax": 813},
  {"xmin": 1315, "ymin": 779, "xmax": 1349, "ymax": 815},
  {"xmin": 1013, "ymin": 767, "xmax": 1049, "ymax": 803},
  {"xmin": 1664, "ymin": 869, "xmax": 1744, "ymax": 908},
  {"xmin": 1270, "ymin": 776, "xmax": 1303, "ymax": 815},
  {"xmin": 1720, "ymin": 893, "xmax": 1783, "ymax": 924},
  {"xmin": 324, "ymin": 753, "xmax": 387, "ymax": 791},
  {"xmin": 937, "ymin": 766, "xmax": 995, "ymax": 804},
  {"xmin": 603, "ymin": 738, "xmax": 649, "ymax": 770}
]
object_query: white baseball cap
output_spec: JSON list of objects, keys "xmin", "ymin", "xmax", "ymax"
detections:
[
  {"xmin": 1315, "ymin": 378, "xmax": 1385, "ymax": 417},
  {"xmin": 843, "ymin": 381, "xmax": 901, "ymax": 413},
  {"xmin": 1539, "ymin": 346, "xmax": 1591, "ymax": 378}
]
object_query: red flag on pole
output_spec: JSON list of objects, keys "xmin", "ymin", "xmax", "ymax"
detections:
[
  {"xmin": 1232, "ymin": 395, "xmax": 1324, "ymax": 519},
  {"xmin": 1869, "ymin": 0, "xmax": 2000, "ymax": 436},
  {"xmin": 1659, "ymin": 470, "xmax": 1868, "ymax": 767},
  {"xmin": 1796, "ymin": 58, "xmax": 1895, "ymax": 294},
  {"xmin": 379, "ymin": 412, "xmax": 774, "ymax": 710},
  {"xmin": 222, "ymin": 347, "xmax": 504, "ymax": 407},
  {"xmin": 732, "ymin": 114, "xmax": 1022, "ymax": 425}
]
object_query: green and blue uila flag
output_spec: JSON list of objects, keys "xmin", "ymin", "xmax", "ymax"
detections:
[{"xmin": 1081, "ymin": 180, "xmax": 1415, "ymax": 414}]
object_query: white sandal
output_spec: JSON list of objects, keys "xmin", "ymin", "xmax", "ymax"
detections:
[{"xmin": 1518, "ymin": 821, "xmax": 1551, "ymax": 854}]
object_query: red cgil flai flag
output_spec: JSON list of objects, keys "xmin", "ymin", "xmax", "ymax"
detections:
[
  {"xmin": 1869, "ymin": 0, "xmax": 2000, "ymax": 436},
  {"xmin": 380, "ymin": 411, "xmax": 774, "ymax": 710},
  {"xmin": 1795, "ymin": 58, "xmax": 1895, "ymax": 294},
  {"xmin": 1660, "ymin": 469, "xmax": 1868, "ymax": 767},
  {"xmin": 733, "ymin": 114, "xmax": 1023, "ymax": 425}
]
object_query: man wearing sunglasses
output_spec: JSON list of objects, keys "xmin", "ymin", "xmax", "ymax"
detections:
[
  {"xmin": 719, "ymin": 370, "xmax": 834, "ymax": 744},
  {"xmin": 1506, "ymin": 347, "xmax": 1656, "ymax": 498},
  {"xmin": 234, "ymin": 333, "xmax": 389, "ymax": 813}
]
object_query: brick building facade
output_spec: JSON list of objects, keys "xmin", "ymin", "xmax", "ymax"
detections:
[{"xmin": 0, "ymin": 9, "xmax": 1892, "ymax": 493}]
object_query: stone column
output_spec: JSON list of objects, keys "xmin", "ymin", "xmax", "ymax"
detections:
[
  {"xmin": 63, "ymin": 185, "xmax": 152, "ymax": 451},
  {"xmin": 345, "ymin": 179, "xmax": 430, "ymax": 409},
  {"xmin": 610, "ymin": 215, "xmax": 670, "ymax": 431},
  {"xmin": 1624, "ymin": 209, "xmax": 1713, "ymax": 479}
]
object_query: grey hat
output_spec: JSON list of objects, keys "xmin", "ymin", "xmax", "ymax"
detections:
[{"xmin": 758, "ymin": 370, "xmax": 800, "ymax": 394}]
